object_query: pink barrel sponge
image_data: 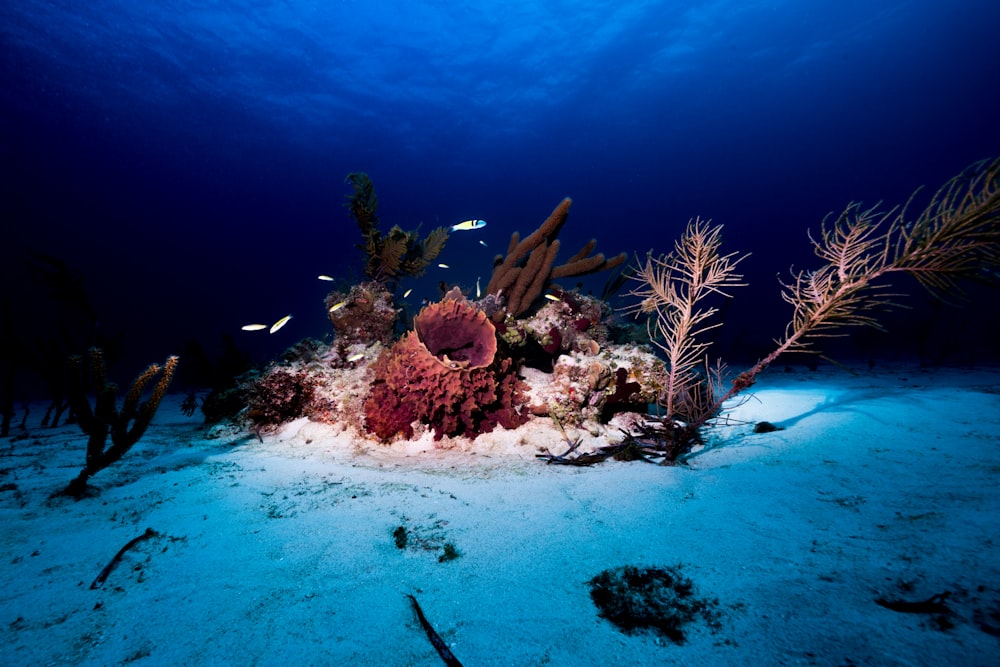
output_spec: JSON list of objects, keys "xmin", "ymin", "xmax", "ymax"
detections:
[{"xmin": 364, "ymin": 289, "xmax": 528, "ymax": 441}]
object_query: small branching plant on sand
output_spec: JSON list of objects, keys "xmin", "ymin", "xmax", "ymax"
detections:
[{"xmin": 57, "ymin": 347, "xmax": 178, "ymax": 498}]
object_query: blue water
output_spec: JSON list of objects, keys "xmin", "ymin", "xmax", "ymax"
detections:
[{"xmin": 3, "ymin": 1, "xmax": 1000, "ymax": 388}]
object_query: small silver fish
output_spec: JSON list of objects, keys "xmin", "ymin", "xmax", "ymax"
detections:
[
  {"xmin": 317, "ymin": 275, "xmax": 334, "ymax": 281},
  {"xmin": 269, "ymin": 314, "xmax": 292, "ymax": 333},
  {"xmin": 479, "ymin": 240, "xmax": 488, "ymax": 247},
  {"xmin": 402, "ymin": 288, "xmax": 413, "ymax": 298},
  {"xmin": 450, "ymin": 219, "xmax": 486, "ymax": 232},
  {"xmin": 476, "ymin": 276, "xmax": 481, "ymax": 298},
  {"xmin": 241, "ymin": 323, "xmax": 267, "ymax": 331},
  {"xmin": 346, "ymin": 352, "xmax": 365, "ymax": 362},
  {"xmin": 544, "ymin": 293, "xmax": 562, "ymax": 302},
  {"xmin": 328, "ymin": 300, "xmax": 348, "ymax": 313},
  {"xmin": 438, "ymin": 263, "xmax": 450, "ymax": 269}
]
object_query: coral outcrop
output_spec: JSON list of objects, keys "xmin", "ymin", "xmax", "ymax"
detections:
[
  {"xmin": 364, "ymin": 289, "xmax": 528, "ymax": 441},
  {"xmin": 520, "ymin": 289, "xmax": 610, "ymax": 357},
  {"xmin": 245, "ymin": 366, "xmax": 317, "ymax": 429},
  {"xmin": 486, "ymin": 198, "xmax": 628, "ymax": 317},
  {"xmin": 324, "ymin": 281, "xmax": 398, "ymax": 347},
  {"xmin": 523, "ymin": 344, "xmax": 659, "ymax": 425}
]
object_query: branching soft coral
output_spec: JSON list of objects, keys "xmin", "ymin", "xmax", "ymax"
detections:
[
  {"xmin": 59, "ymin": 348, "xmax": 178, "ymax": 497},
  {"xmin": 625, "ymin": 218, "xmax": 747, "ymax": 422},
  {"xmin": 344, "ymin": 172, "xmax": 449, "ymax": 282},
  {"xmin": 627, "ymin": 158, "xmax": 1000, "ymax": 461},
  {"xmin": 726, "ymin": 157, "xmax": 1000, "ymax": 402}
]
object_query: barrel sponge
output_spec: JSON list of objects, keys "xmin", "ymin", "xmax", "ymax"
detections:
[
  {"xmin": 414, "ymin": 291, "xmax": 498, "ymax": 370},
  {"xmin": 364, "ymin": 292, "xmax": 527, "ymax": 441}
]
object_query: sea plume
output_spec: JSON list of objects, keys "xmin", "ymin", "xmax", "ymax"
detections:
[
  {"xmin": 625, "ymin": 218, "xmax": 747, "ymax": 423},
  {"xmin": 624, "ymin": 158, "xmax": 1000, "ymax": 462},
  {"xmin": 725, "ymin": 157, "xmax": 1000, "ymax": 401}
]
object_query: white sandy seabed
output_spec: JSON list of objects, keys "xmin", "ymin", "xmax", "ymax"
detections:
[{"xmin": 1, "ymin": 365, "xmax": 999, "ymax": 666}]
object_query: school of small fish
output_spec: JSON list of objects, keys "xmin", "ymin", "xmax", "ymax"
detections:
[{"xmin": 243, "ymin": 218, "xmax": 489, "ymax": 337}]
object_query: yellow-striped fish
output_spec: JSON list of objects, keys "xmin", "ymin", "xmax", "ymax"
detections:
[
  {"xmin": 544, "ymin": 293, "xmax": 562, "ymax": 302},
  {"xmin": 328, "ymin": 300, "xmax": 348, "ymax": 313},
  {"xmin": 346, "ymin": 352, "xmax": 365, "ymax": 362},
  {"xmin": 269, "ymin": 314, "xmax": 292, "ymax": 334},
  {"xmin": 241, "ymin": 323, "xmax": 268, "ymax": 331},
  {"xmin": 317, "ymin": 275, "xmax": 334, "ymax": 281},
  {"xmin": 450, "ymin": 219, "xmax": 486, "ymax": 232},
  {"xmin": 402, "ymin": 288, "xmax": 412, "ymax": 298}
]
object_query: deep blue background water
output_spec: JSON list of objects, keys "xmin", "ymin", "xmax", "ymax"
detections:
[{"xmin": 3, "ymin": 1, "xmax": 1000, "ymax": 395}]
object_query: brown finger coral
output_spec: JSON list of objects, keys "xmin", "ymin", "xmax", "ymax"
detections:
[
  {"xmin": 363, "ymin": 288, "xmax": 528, "ymax": 441},
  {"xmin": 486, "ymin": 198, "xmax": 628, "ymax": 317}
]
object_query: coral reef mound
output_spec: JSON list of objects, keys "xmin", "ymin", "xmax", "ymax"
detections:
[
  {"xmin": 364, "ymin": 289, "xmax": 527, "ymax": 441},
  {"xmin": 325, "ymin": 281, "xmax": 398, "ymax": 347}
]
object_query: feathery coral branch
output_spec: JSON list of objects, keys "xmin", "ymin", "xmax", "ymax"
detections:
[
  {"xmin": 626, "ymin": 218, "xmax": 747, "ymax": 420},
  {"xmin": 723, "ymin": 157, "xmax": 1000, "ymax": 407},
  {"xmin": 890, "ymin": 157, "xmax": 1000, "ymax": 295},
  {"xmin": 623, "ymin": 159, "xmax": 1000, "ymax": 463}
]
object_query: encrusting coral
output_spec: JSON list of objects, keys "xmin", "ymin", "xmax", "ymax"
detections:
[
  {"xmin": 519, "ymin": 288, "xmax": 611, "ymax": 357},
  {"xmin": 486, "ymin": 197, "xmax": 627, "ymax": 317},
  {"xmin": 245, "ymin": 366, "xmax": 317, "ymax": 430},
  {"xmin": 364, "ymin": 288, "xmax": 528, "ymax": 440}
]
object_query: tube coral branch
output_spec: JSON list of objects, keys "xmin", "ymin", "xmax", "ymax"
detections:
[{"xmin": 487, "ymin": 198, "xmax": 627, "ymax": 317}]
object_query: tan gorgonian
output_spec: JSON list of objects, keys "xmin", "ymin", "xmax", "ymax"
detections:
[
  {"xmin": 725, "ymin": 157, "xmax": 1000, "ymax": 403},
  {"xmin": 628, "ymin": 158, "xmax": 1000, "ymax": 448},
  {"xmin": 625, "ymin": 218, "xmax": 747, "ymax": 421}
]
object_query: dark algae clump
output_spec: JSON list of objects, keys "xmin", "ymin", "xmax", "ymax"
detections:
[{"xmin": 588, "ymin": 564, "xmax": 723, "ymax": 643}]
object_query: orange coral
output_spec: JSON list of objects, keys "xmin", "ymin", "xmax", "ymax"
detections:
[
  {"xmin": 487, "ymin": 198, "xmax": 628, "ymax": 317},
  {"xmin": 414, "ymin": 291, "xmax": 497, "ymax": 370},
  {"xmin": 364, "ymin": 290, "xmax": 527, "ymax": 441}
]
